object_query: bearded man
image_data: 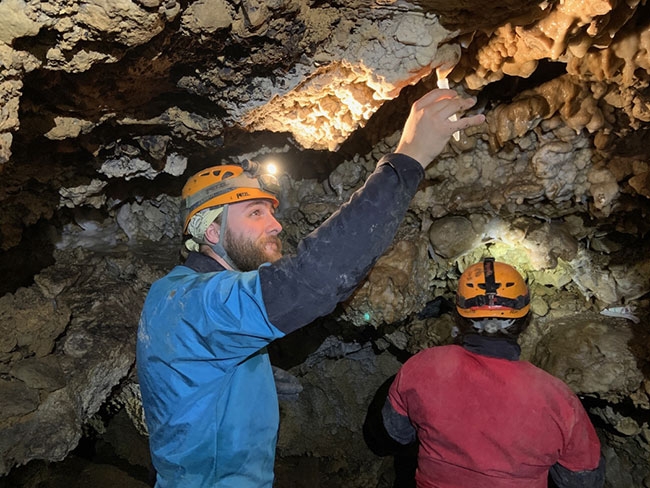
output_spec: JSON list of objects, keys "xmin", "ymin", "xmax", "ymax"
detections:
[{"xmin": 136, "ymin": 88, "xmax": 485, "ymax": 488}]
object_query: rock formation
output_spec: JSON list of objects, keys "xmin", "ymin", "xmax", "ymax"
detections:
[{"xmin": 0, "ymin": 0, "xmax": 649, "ymax": 486}]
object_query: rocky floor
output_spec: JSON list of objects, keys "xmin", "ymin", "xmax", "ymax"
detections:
[{"xmin": 0, "ymin": 441, "xmax": 152, "ymax": 488}]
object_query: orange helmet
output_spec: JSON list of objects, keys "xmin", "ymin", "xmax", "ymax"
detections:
[
  {"xmin": 181, "ymin": 162, "xmax": 280, "ymax": 233},
  {"xmin": 456, "ymin": 257, "xmax": 530, "ymax": 319}
]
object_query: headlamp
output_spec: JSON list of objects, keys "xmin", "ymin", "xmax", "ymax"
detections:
[{"xmin": 239, "ymin": 159, "xmax": 280, "ymax": 196}]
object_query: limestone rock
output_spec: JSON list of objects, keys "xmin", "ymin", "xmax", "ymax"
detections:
[
  {"xmin": 428, "ymin": 215, "xmax": 480, "ymax": 259},
  {"xmin": 341, "ymin": 236, "xmax": 431, "ymax": 327},
  {"xmin": 0, "ymin": 0, "xmax": 649, "ymax": 484},
  {"xmin": 0, "ymin": 379, "xmax": 39, "ymax": 420},
  {"xmin": 0, "ymin": 286, "xmax": 71, "ymax": 359},
  {"xmin": 0, "ymin": 248, "xmax": 167, "ymax": 474},
  {"xmin": 532, "ymin": 314, "xmax": 644, "ymax": 401},
  {"xmin": 9, "ymin": 355, "xmax": 66, "ymax": 392}
]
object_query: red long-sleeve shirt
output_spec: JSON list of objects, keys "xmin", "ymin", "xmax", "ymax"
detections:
[{"xmin": 388, "ymin": 344, "xmax": 601, "ymax": 488}]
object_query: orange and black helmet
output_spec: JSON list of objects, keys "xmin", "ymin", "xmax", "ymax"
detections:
[
  {"xmin": 180, "ymin": 162, "xmax": 280, "ymax": 233},
  {"xmin": 456, "ymin": 257, "xmax": 530, "ymax": 319}
]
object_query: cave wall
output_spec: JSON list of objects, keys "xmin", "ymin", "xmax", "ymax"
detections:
[{"xmin": 0, "ymin": 0, "xmax": 650, "ymax": 486}]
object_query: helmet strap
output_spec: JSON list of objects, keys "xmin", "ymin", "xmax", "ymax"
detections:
[
  {"xmin": 207, "ymin": 243, "xmax": 239, "ymax": 271},
  {"xmin": 207, "ymin": 205, "xmax": 240, "ymax": 271},
  {"xmin": 483, "ymin": 257, "xmax": 499, "ymax": 306}
]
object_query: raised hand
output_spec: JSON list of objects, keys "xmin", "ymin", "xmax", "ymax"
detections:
[{"xmin": 396, "ymin": 89, "xmax": 485, "ymax": 169}]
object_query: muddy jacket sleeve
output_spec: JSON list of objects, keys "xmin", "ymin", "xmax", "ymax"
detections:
[{"xmin": 259, "ymin": 153, "xmax": 423, "ymax": 333}]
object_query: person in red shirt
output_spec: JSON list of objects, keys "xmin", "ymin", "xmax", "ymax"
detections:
[{"xmin": 380, "ymin": 257, "xmax": 605, "ymax": 488}]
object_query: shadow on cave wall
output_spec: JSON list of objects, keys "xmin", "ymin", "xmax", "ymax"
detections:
[{"xmin": 0, "ymin": 220, "xmax": 56, "ymax": 297}]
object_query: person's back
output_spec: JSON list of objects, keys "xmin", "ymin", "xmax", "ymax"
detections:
[
  {"xmin": 382, "ymin": 257, "xmax": 605, "ymax": 488},
  {"xmin": 389, "ymin": 344, "xmax": 601, "ymax": 488}
]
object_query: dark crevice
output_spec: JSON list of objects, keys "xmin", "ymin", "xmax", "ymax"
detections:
[
  {"xmin": 0, "ymin": 219, "xmax": 57, "ymax": 296},
  {"xmin": 476, "ymin": 60, "xmax": 568, "ymax": 110}
]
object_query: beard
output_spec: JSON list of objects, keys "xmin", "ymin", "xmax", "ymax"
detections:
[{"xmin": 224, "ymin": 231, "xmax": 283, "ymax": 271}]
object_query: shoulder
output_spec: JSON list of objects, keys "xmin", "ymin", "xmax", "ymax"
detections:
[
  {"xmin": 401, "ymin": 344, "xmax": 463, "ymax": 370},
  {"xmin": 148, "ymin": 265, "xmax": 262, "ymax": 304},
  {"xmin": 519, "ymin": 361, "xmax": 585, "ymax": 403}
]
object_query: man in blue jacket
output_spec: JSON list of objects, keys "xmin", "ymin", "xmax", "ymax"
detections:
[{"xmin": 136, "ymin": 88, "xmax": 485, "ymax": 487}]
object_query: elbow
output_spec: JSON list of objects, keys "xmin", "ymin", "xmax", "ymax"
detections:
[{"xmin": 550, "ymin": 455, "xmax": 605, "ymax": 488}]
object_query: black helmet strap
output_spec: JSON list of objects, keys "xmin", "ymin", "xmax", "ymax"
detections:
[
  {"xmin": 208, "ymin": 204, "xmax": 240, "ymax": 271},
  {"xmin": 457, "ymin": 293, "xmax": 530, "ymax": 310},
  {"xmin": 482, "ymin": 257, "xmax": 499, "ymax": 306}
]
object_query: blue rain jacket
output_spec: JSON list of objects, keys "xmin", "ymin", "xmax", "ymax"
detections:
[{"xmin": 137, "ymin": 154, "xmax": 424, "ymax": 487}]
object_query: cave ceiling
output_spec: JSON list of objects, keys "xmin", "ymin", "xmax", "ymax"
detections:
[
  {"xmin": 1, "ymin": 1, "xmax": 649, "ymax": 245},
  {"xmin": 1, "ymin": 0, "xmax": 650, "ymax": 480}
]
